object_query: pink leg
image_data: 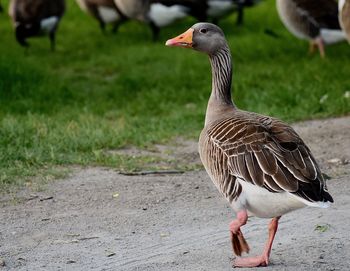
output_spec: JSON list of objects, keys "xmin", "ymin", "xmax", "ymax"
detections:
[
  {"xmin": 229, "ymin": 210, "xmax": 250, "ymax": 256},
  {"xmin": 232, "ymin": 216, "xmax": 281, "ymax": 268},
  {"xmin": 309, "ymin": 38, "xmax": 325, "ymax": 58},
  {"xmin": 309, "ymin": 41, "xmax": 317, "ymax": 55},
  {"xmin": 315, "ymin": 37, "xmax": 325, "ymax": 58}
]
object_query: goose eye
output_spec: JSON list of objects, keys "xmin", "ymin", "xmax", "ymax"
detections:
[{"xmin": 199, "ymin": 28, "xmax": 207, "ymax": 34}]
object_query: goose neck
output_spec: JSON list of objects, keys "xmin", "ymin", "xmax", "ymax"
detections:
[{"xmin": 209, "ymin": 46, "xmax": 234, "ymax": 106}]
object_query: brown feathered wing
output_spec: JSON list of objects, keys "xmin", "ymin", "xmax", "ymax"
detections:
[{"xmin": 207, "ymin": 112, "xmax": 333, "ymax": 204}]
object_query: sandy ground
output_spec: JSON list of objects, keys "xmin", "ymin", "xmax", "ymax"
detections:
[{"xmin": 0, "ymin": 116, "xmax": 349, "ymax": 271}]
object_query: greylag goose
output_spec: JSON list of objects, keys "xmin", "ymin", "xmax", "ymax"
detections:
[
  {"xmin": 76, "ymin": 0, "xmax": 125, "ymax": 33},
  {"xmin": 207, "ymin": 0, "xmax": 260, "ymax": 25},
  {"xmin": 113, "ymin": 0, "xmax": 160, "ymax": 39},
  {"xmin": 148, "ymin": 1, "xmax": 190, "ymax": 30},
  {"xmin": 9, "ymin": 0, "xmax": 65, "ymax": 50},
  {"xmin": 276, "ymin": 0, "xmax": 345, "ymax": 57},
  {"xmin": 114, "ymin": 0, "xmax": 189, "ymax": 40},
  {"xmin": 339, "ymin": 0, "xmax": 350, "ymax": 43},
  {"xmin": 150, "ymin": 0, "xmax": 207, "ymax": 22},
  {"xmin": 166, "ymin": 23, "xmax": 333, "ymax": 268},
  {"xmin": 152, "ymin": 0, "xmax": 260, "ymax": 26}
]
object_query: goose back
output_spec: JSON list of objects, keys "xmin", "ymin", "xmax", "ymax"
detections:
[
  {"xmin": 199, "ymin": 109, "xmax": 333, "ymax": 212},
  {"xmin": 292, "ymin": 0, "xmax": 340, "ymax": 29}
]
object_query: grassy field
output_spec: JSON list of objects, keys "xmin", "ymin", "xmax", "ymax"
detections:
[{"xmin": 0, "ymin": 0, "xmax": 349, "ymax": 189}]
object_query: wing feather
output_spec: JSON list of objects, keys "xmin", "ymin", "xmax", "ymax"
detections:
[
  {"xmin": 293, "ymin": 0, "xmax": 340, "ymax": 29},
  {"xmin": 245, "ymin": 152, "xmax": 264, "ymax": 186},
  {"xmin": 206, "ymin": 111, "xmax": 333, "ymax": 204},
  {"xmin": 264, "ymin": 173, "xmax": 283, "ymax": 192}
]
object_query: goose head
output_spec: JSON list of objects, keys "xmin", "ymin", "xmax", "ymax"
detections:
[{"xmin": 165, "ymin": 22, "xmax": 228, "ymax": 55}]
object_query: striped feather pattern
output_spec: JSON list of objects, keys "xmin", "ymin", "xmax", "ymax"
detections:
[
  {"xmin": 194, "ymin": 27, "xmax": 333, "ymax": 208},
  {"xmin": 162, "ymin": 22, "xmax": 335, "ymax": 221},
  {"xmin": 200, "ymin": 110, "xmax": 333, "ymax": 204},
  {"xmin": 209, "ymin": 47, "xmax": 232, "ymax": 104}
]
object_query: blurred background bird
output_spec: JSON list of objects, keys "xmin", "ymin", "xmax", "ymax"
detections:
[
  {"xmin": 119, "ymin": 0, "xmax": 190, "ymax": 40},
  {"xmin": 8, "ymin": 0, "xmax": 65, "ymax": 50},
  {"xmin": 75, "ymin": 0, "xmax": 125, "ymax": 34},
  {"xmin": 74, "ymin": 0, "xmax": 261, "ymax": 40},
  {"xmin": 276, "ymin": 0, "xmax": 345, "ymax": 57},
  {"xmin": 151, "ymin": 0, "xmax": 261, "ymax": 25},
  {"xmin": 339, "ymin": 0, "xmax": 350, "ymax": 43},
  {"xmin": 207, "ymin": 0, "xmax": 261, "ymax": 25}
]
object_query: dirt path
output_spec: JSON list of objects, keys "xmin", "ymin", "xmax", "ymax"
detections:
[{"xmin": 0, "ymin": 117, "xmax": 349, "ymax": 271}]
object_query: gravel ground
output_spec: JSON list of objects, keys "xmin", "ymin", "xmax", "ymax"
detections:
[{"xmin": 0, "ymin": 116, "xmax": 349, "ymax": 271}]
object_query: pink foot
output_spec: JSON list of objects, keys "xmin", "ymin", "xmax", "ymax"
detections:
[{"xmin": 232, "ymin": 255, "xmax": 268, "ymax": 268}]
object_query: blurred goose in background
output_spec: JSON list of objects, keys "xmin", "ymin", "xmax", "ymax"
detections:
[
  {"xmin": 76, "ymin": 0, "xmax": 125, "ymax": 33},
  {"xmin": 276, "ymin": 0, "xmax": 345, "ymax": 57},
  {"xmin": 339, "ymin": 0, "xmax": 350, "ymax": 43},
  {"xmin": 149, "ymin": 0, "xmax": 195, "ymax": 27},
  {"xmin": 9, "ymin": 0, "xmax": 65, "ymax": 50},
  {"xmin": 152, "ymin": 0, "xmax": 261, "ymax": 26},
  {"xmin": 113, "ymin": 0, "xmax": 190, "ymax": 40},
  {"xmin": 166, "ymin": 22, "xmax": 333, "ymax": 267},
  {"xmin": 148, "ymin": 0, "xmax": 192, "ymax": 39},
  {"xmin": 113, "ymin": 0, "xmax": 150, "ymax": 23},
  {"xmin": 112, "ymin": 0, "xmax": 157, "ymax": 39},
  {"xmin": 207, "ymin": 0, "xmax": 261, "ymax": 25},
  {"xmin": 150, "ymin": 0, "xmax": 211, "ymax": 26},
  {"xmin": 80, "ymin": 0, "xmax": 260, "ymax": 40},
  {"xmin": 111, "ymin": 0, "xmax": 261, "ymax": 40}
]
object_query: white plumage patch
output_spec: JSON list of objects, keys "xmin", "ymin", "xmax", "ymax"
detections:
[
  {"xmin": 233, "ymin": 179, "xmax": 306, "ymax": 218},
  {"xmin": 97, "ymin": 6, "xmax": 120, "ymax": 23},
  {"xmin": 289, "ymin": 193, "xmax": 331, "ymax": 209},
  {"xmin": 149, "ymin": 3, "xmax": 189, "ymax": 27},
  {"xmin": 207, "ymin": 0, "xmax": 236, "ymax": 17},
  {"xmin": 40, "ymin": 17, "xmax": 59, "ymax": 33},
  {"xmin": 234, "ymin": 178, "xmax": 331, "ymax": 218},
  {"xmin": 320, "ymin": 29, "xmax": 346, "ymax": 44}
]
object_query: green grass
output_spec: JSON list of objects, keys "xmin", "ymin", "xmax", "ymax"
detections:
[{"xmin": 0, "ymin": 0, "xmax": 349, "ymax": 189}]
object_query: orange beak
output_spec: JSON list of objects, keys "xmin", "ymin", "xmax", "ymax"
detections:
[{"xmin": 165, "ymin": 28, "xmax": 194, "ymax": 48}]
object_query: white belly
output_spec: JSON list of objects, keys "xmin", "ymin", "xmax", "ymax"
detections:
[
  {"xmin": 233, "ymin": 179, "xmax": 306, "ymax": 218},
  {"xmin": 320, "ymin": 29, "xmax": 346, "ymax": 44},
  {"xmin": 207, "ymin": 0, "xmax": 236, "ymax": 17},
  {"xmin": 40, "ymin": 17, "xmax": 59, "ymax": 33},
  {"xmin": 149, "ymin": 3, "xmax": 189, "ymax": 27},
  {"xmin": 98, "ymin": 6, "xmax": 120, "ymax": 23}
]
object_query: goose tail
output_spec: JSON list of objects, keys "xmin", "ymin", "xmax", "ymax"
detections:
[{"xmin": 321, "ymin": 29, "xmax": 346, "ymax": 44}]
